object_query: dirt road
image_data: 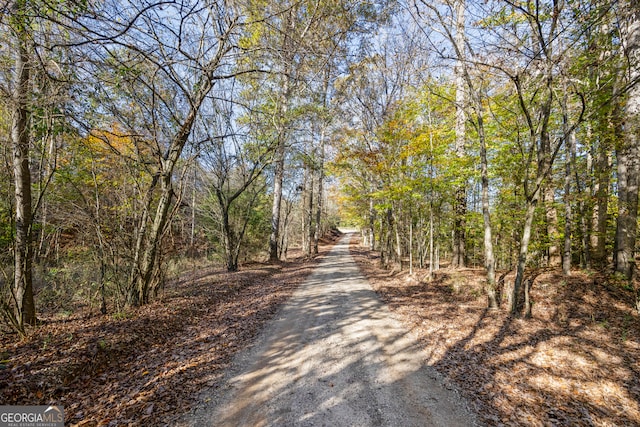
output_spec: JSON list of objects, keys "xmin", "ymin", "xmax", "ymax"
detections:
[{"xmin": 181, "ymin": 234, "xmax": 477, "ymax": 426}]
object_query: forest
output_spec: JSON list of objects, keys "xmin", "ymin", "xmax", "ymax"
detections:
[
  {"xmin": 2, "ymin": 0, "xmax": 637, "ymax": 331},
  {"xmin": 0, "ymin": 0, "xmax": 639, "ymax": 423}
]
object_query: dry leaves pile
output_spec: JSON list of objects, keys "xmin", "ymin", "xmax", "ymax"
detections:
[
  {"xmin": 0, "ymin": 241, "xmax": 335, "ymax": 426},
  {"xmin": 351, "ymin": 241, "xmax": 640, "ymax": 427}
]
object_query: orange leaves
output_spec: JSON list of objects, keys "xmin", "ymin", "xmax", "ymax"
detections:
[{"xmin": 86, "ymin": 126, "xmax": 137, "ymax": 158}]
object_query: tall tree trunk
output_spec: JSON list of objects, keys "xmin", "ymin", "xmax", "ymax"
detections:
[
  {"xmin": 451, "ymin": 0, "xmax": 467, "ymax": 269},
  {"xmin": 445, "ymin": 0, "xmax": 496, "ymax": 306},
  {"xmin": 134, "ymin": 170, "xmax": 173, "ymax": 305},
  {"xmin": 409, "ymin": 216, "xmax": 413, "ymax": 275},
  {"xmin": 11, "ymin": 3, "xmax": 36, "ymax": 327},
  {"xmin": 368, "ymin": 196, "xmax": 375, "ymax": 251},
  {"xmin": 190, "ymin": 167, "xmax": 197, "ymax": 258},
  {"xmin": 510, "ymin": 196, "xmax": 538, "ymax": 314},
  {"xmin": 394, "ymin": 208, "xmax": 402, "ymax": 268},
  {"xmin": 269, "ymin": 73, "xmax": 291, "ymax": 262},
  {"xmin": 313, "ymin": 126, "xmax": 326, "ymax": 255},
  {"xmin": 590, "ymin": 128, "xmax": 612, "ymax": 268},
  {"xmin": 615, "ymin": 1, "xmax": 640, "ymax": 280},
  {"xmin": 544, "ymin": 184, "xmax": 561, "ymax": 266},
  {"xmin": 130, "ymin": 59, "xmax": 220, "ymax": 304},
  {"xmin": 563, "ymin": 128, "xmax": 576, "ymax": 276},
  {"xmin": 269, "ymin": 134, "xmax": 286, "ymax": 262},
  {"xmin": 37, "ymin": 117, "xmax": 57, "ymax": 262},
  {"xmin": 478, "ymin": 103, "xmax": 498, "ymax": 309},
  {"xmin": 269, "ymin": 8, "xmax": 296, "ymax": 262},
  {"xmin": 429, "ymin": 204, "xmax": 435, "ymax": 280},
  {"xmin": 306, "ymin": 161, "xmax": 314, "ymax": 257}
]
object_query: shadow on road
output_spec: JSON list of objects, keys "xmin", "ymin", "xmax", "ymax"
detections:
[{"xmin": 182, "ymin": 235, "xmax": 476, "ymax": 427}]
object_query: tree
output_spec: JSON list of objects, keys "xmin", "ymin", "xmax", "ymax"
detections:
[
  {"xmin": 237, "ymin": 0, "xmax": 386, "ymax": 261},
  {"xmin": 2, "ymin": 0, "xmax": 78, "ymax": 329},
  {"xmin": 451, "ymin": 0, "xmax": 468, "ymax": 269},
  {"xmin": 73, "ymin": 1, "xmax": 243, "ymax": 305},
  {"xmin": 8, "ymin": 0, "xmax": 36, "ymax": 328},
  {"xmin": 198, "ymin": 100, "xmax": 273, "ymax": 272},
  {"xmin": 615, "ymin": 0, "xmax": 640, "ymax": 282}
]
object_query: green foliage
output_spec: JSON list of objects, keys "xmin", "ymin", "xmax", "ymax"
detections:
[{"xmin": 198, "ymin": 171, "xmax": 271, "ymax": 267}]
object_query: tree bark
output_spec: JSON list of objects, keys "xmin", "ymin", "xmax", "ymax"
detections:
[
  {"xmin": 563, "ymin": 128, "xmax": 576, "ymax": 276},
  {"xmin": 219, "ymin": 198, "xmax": 238, "ymax": 272},
  {"xmin": 544, "ymin": 184, "xmax": 561, "ymax": 266},
  {"xmin": 303, "ymin": 159, "xmax": 314, "ymax": 257},
  {"xmin": 615, "ymin": 0, "xmax": 640, "ymax": 280},
  {"xmin": 11, "ymin": 1, "xmax": 36, "ymax": 327},
  {"xmin": 510, "ymin": 196, "xmax": 538, "ymax": 314},
  {"xmin": 268, "ymin": 72, "xmax": 292, "ymax": 262},
  {"xmin": 368, "ymin": 196, "xmax": 375, "ymax": 251},
  {"xmin": 269, "ymin": 133, "xmax": 286, "ymax": 262},
  {"xmin": 451, "ymin": 0, "xmax": 467, "ymax": 269},
  {"xmin": 478, "ymin": 104, "xmax": 498, "ymax": 309},
  {"xmin": 590, "ymin": 130, "xmax": 611, "ymax": 268},
  {"xmin": 313, "ymin": 125, "xmax": 326, "ymax": 255}
]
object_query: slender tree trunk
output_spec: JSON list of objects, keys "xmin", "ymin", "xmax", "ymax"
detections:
[
  {"xmin": 304, "ymin": 160, "xmax": 314, "ymax": 257},
  {"xmin": 563, "ymin": 128, "xmax": 576, "ymax": 276},
  {"xmin": 510, "ymin": 196, "xmax": 538, "ymax": 314},
  {"xmin": 394, "ymin": 210, "xmax": 402, "ymax": 269},
  {"xmin": 478, "ymin": 107, "xmax": 498, "ymax": 309},
  {"xmin": 615, "ymin": 1, "xmax": 640, "ymax": 280},
  {"xmin": 269, "ymin": 136, "xmax": 286, "ymax": 261},
  {"xmin": 544, "ymin": 184, "xmax": 561, "ymax": 266},
  {"xmin": 429, "ymin": 206, "xmax": 434, "ymax": 280},
  {"xmin": 37, "ymin": 120, "xmax": 57, "ymax": 262},
  {"xmin": 313, "ymin": 126, "xmax": 326, "ymax": 255},
  {"xmin": 190, "ymin": 167, "xmax": 197, "ymax": 257},
  {"xmin": 368, "ymin": 196, "xmax": 375, "ymax": 251},
  {"xmin": 409, "ymin": 217, "xmax": 413, "ymax": 275},
  {"xmin": 269, "ymin": 75, "xmax": 291, "ymax": 262},
  {"xmin": 451, "ymin": 0, "xmax": 467, "ymax": 269},
  {"xmin": 446, "ymin": 0, "xmax": 496, "ymax": 306},
  {"xmin": 614, "ymin": 142, "xmax": 639, "ymax": 278},
  {"xmin": 11, "ymin": 6, "xmax": 36, "ymax": 327},
  {"xmin": 591, "ymin": 136, "xmax": 611, "ymax": 267}
]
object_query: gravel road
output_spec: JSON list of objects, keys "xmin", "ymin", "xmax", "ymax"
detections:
[{"xmin": 181, "ymin": 234, "xmax": 477, "ymax": 426}]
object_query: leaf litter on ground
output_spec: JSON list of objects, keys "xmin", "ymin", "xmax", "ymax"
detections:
[
  {"xmin": 350, "ymin": 237, "xmax": 640, "ymax": 427},
  {"xmin": 0, "ymin": 238, "xmax": 338, "ymax": 426}
]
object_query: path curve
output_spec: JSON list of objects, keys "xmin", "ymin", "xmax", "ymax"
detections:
[{"xmin": 182, "ymin": 234, "xmax": 477, "ymax": 426}]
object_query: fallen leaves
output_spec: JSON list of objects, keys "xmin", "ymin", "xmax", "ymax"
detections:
[
  {"xmin": 0, "ymin": 243, "xmax": 334, "ymax": 426},
  {"xmin": 350, "ymin": 240, "xmax": 640, "ymax": 427}
]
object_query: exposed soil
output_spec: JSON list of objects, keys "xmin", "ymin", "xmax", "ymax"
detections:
[
  {"xmin": 351, "ymin": 238, "xmax": 640, "ymax": 427},
  {"xmin": 0, "ymin": 238, "xmax": 337, "ymax": 426},
  {"xmin": 179, "ymin": 234, "xmax": 476, "ymax": 426}
]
